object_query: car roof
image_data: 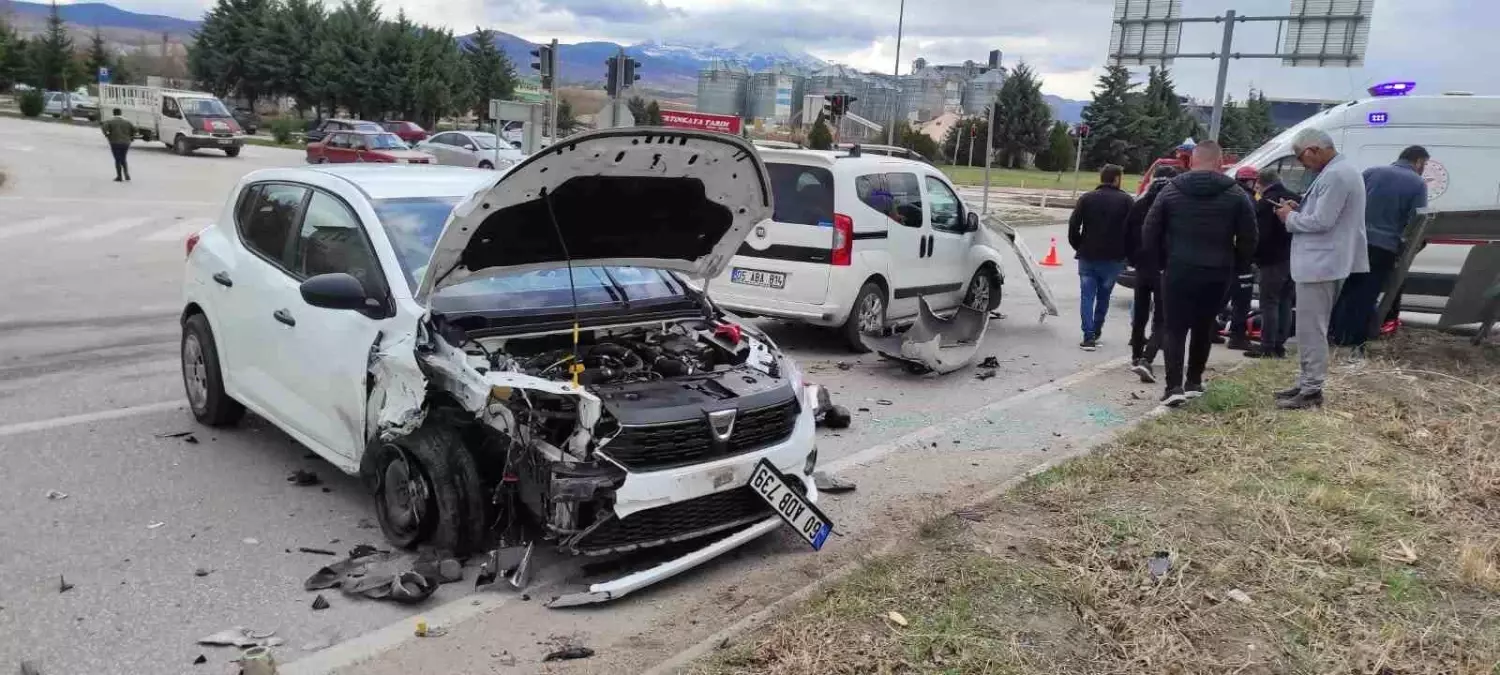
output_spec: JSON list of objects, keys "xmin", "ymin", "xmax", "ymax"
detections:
[
  {"xmin": 251, "ymin": 165, "xmax": 496, "ymax": 201},
  {"xmin": 755, "ymin": 148, "xmax": 939, "ymax": 173}
]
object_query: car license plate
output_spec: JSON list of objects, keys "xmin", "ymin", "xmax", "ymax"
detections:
[
  {"xmin": 731, "ymin": 268, "xmax": 786, "ymax": 289},
  {"xmin": 218, "ymin": 139, "xmax": 232, "ymax": 145},
  {"xmin": 749, "ymin": 459, "xmax": 832, "ymax": 550}
]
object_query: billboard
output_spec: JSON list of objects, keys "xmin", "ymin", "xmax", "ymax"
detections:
[
  {"xmin": 1108, "ymin": 0, "xmax": 1183, "ymax": 67},
  {"xmin": 1281, "ymin": 0, "xmax": 1375, "ymax": 67},
  {"xmin": 660, "ymin": 110, "xmax": 743, "ymax": 135}
]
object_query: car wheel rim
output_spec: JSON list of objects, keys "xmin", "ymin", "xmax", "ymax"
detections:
[
  {"xmin": 965, "ymin": 274, "xmax": 991, "ymax": 311},
  {"xmin": 183, "ymin": 334, "xmax": 209, "ymax": 411},
  {"xmin": 380, "ymin": 452, "xmax": 428, "ymax": 538},
  {"xmin": 857, "ymin": 294, "xmax": 884, "ymax": 335}
]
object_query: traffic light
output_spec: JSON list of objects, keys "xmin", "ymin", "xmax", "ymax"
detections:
[
  {"xmin": 623, "ymin": 58, "xmax": 641, "ymax": 90},
  {"xmin": 530, "ymin": 44, "xmax": 554, "ymax": 89},
  {"xmin": 826, "ymin": 92, "xmax": 857, "ymax": 117},
  {"xmin": 605, "ymin": 56, "xmax": 620, "ymax": 98}
]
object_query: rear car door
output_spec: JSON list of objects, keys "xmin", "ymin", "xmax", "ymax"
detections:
[
  {"xmin": 723, "ymin": 161, "xmax": 835, "ymax": 305},
  {"xmin": 921, "ymin": 174, "xmax": 973, "ymax": 309}
]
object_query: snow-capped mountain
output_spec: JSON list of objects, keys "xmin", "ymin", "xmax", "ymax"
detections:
[
  {"xmin": 633, "ymin": 39, "xmax": 826, "ymax": 72},
  {"xmin": 479, "ymin": 33, "xmax": 828, "ymax": 91}
]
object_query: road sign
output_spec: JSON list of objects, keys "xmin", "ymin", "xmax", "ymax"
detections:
[
  {"xmin": 1281, "ymin": 0, "xmax": 1375, "ymax": 68},
  {"xmin": 1108, "ymin": 0, "xmax": 1182, "ymax": 67},
  {"xmin": 97, "ymin": 67, "xmax": 110, "ymax": 84},
  {"xmin": 659, "ymin": 110, "xmax": 742, "ymax": 135}
]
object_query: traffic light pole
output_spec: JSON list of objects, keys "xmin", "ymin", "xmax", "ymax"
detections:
[
  {"xmin": 981, "ymin": 103, "xmax": 995, "ymax": 215},
  {"xmin": 548, "ymin": 39, "xmax": 559, "ymax": 141}
]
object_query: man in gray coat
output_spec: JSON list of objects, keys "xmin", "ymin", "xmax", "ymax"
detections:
[{"xmin": 1274, "ymin": 128, "xmax": 1369, "ymax": 409}]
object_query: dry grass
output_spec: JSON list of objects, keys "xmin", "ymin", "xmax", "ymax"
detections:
[{"xmin": 698, "ymin": 330, "xmax": 1500, "ymax": 675}]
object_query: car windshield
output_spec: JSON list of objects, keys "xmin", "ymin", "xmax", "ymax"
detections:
[
  {"xmin": 181, "ymin": 98, "xmax": 232, "ymax": 117},
  {"xmin": 354, "ymin": 122, "xmax": 383, "ymax": 132},
  {"xmin": 372, "ymin": 197, "xmax": 687, "ymax": 311},
  {"xmin": 367, "ymin": 133, "xmax": 408, "ymax": 150},
  {"xmin": 468, "ymin": 133, "xmax": 499, "ymax": 150}
]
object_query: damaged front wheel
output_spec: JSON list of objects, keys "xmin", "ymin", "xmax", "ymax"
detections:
[{"xmin": 372, "ymin": 426, "xmax": 486, "ymax": 555}]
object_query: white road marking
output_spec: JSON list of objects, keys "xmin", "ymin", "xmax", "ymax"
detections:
[
  {"xmin": 59, "ymin": 216, "xmax": 153, "ymax": 241},
  {"xmin": 144, "ymin": 217, "xmax": 214, "ymax": 242},
  {"xmin": 0, "ymin": 215, "xmax": 73, "ymax": 241},
  {"xmin": 0, "ymin": 400, "xmax": 184, "ymax": 439},
  {"xmin": 0, "ymin": 195, "xmax": 220, "ymax": 207}
]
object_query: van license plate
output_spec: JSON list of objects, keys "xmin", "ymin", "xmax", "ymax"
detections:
[
  {"xmin": 731, "ymin": 268, "xmax": 786, "ymax": 289},
  {"xmin": 749, "ymin": 459, "xmax": 832, "ymax": 550}
]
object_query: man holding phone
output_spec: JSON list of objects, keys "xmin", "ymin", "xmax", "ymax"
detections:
[{"xmin": 1274, "ymin": 129, "xmax": 1368, "ymax": 409}]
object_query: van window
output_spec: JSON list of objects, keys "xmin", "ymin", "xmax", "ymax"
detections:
[
  {"xmin": 766, "ymin": 163, "xmax": 834, "ymax": 226},
  {"xmin": 924, "ymin": 176, "xmax": 963, "ymax": 233},
  {"xmin": 1265, "ymin": 155, "xmax": 1313, "ymax": 196},
  {"xmin": 884, "ymin": 172, "xmax": 924, "ymax": 228}
]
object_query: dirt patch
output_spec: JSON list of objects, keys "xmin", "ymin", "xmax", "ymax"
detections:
[{"xmin": 696, "ymin": 330, "xmax": 1500, "ymax": 674}]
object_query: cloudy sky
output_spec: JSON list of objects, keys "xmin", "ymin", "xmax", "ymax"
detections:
[{"xmin": 77, "ymin": 0, "xmax": 1497, "ymax": 101}]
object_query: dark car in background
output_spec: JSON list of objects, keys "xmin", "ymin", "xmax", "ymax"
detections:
[
  {"xmin": 380, "ymin": 120, "xmax": 428, "ymax": 144},
  {"xmin": 226, "ymin": 103, "xmax": 260, "ymax": 135},
  {"xmin": 304, "ymin": 118, "xmax": 382, "ymax": 144}
]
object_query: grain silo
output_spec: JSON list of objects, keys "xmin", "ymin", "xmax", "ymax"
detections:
[
  {"xmin": 805, "ymin": 65, "xmax": 869, "ymax": 110},
  {"xmin": 747, "ymin": 66, "xmax": 806, "ymax": 126},
  {"xmin": 899, "ymin": 68, "xmax": 946, "ymax": 123},
  {"xmin": 963, "ymin": 68, "xmax": 1005, "ymax": 115},
  {"xmin": 858, "ymin": 77, "xmax": 898, "ymax": 129},
  {"xmin": 696, "ymin": 60, "xmax": 749, "ymax": 118}
]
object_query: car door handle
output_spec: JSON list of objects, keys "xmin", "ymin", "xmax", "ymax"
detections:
[
  {"xmin": 272, "ymin": 309, "xmax": 296, "ymax": 327},
  {"xmin": 919, "ymin": 236, "xmax": 928, "ymax": 258},
  {"xmin": 212, "ymin": 271, "xmax": 233, "ymax": 288}
]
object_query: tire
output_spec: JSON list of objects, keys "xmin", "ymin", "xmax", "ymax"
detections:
[
  {"xmin": 173, "ymin": 135, "xmax": 189, "ymax": 156},
  {"xmin": 478, "ymin": 160, "xmax": 493, "ymax": 170},
  {"xmin": 372, "ymin": 425, "xmax": 486, "ymax": 555},
  {"xmin": 962, "ymin": 267, "xmax": 1003, "ymax": 312},
  {"xmin": 823, "ymin": 405, "xmax": 852, "ymax": 429},
  {"xmin": 181, "ymin": 313, "xmax": 245, "ymax": 427},
  {"xmin": 224, "ymin": 146, "xmax": 241, "ymax": 158},
  {"xmin": 840, "ymin": 282, "xmax": 886, "ymax": 353}
]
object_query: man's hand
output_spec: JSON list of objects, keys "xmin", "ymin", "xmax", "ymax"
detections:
[{"xmin": 1274, "ymin": 199, "xmax": 1299, "ymax": 222}]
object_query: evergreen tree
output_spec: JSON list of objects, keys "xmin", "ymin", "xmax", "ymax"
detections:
[
  {"xmin": 807, "ymin": 118, "xmax": 833, "ymax": 149},
  {"xmin": 1244, "ymin": 90, "xmax": 1277, "ymax": 147},
  {"xmin": 626, "ymin": 95, "xmax": 650, "ymax": 126},
  {"xmin": 941, "ymin": 117, "xmax": 990, "ymax": 167},
  {"xmin": 991, "ymin": 62, "xmax": 1050, "ymax": 168},
  {"xmin": 274, "ymin": 0, "xmax": 326, "ymax": 114},
  {"xmin": 1216, "ymin": 95, "xmax": 1253, "ymax": 153},
  {"xmin": 1129, "ymin": 67, "xmax": 1194, "ymax": 171},
  {"xmin": 32, "ymin": 1, "xmax": 76, "ymax": 91},
  {"xmin": 1079, "ymin": 65, "xmax": 1138, "ymax": 171},
  {"xmin": 0, "ymin": 20, "xmax": 27, "ymax": 89},
  {"xmin": 1033, "ymin": 121, "xmax": 1076, "ymax": 172},
  {"xmin": 554, "ymin": 99, "xmax": 581, "ymax": 135},
  {"xmin": 645, "ymin": 99, "xmax": 663, "ymax": 125},
  {"xmin": 86, "ymin": 30, "xmax": 110, "ymax": 82},
  {"xmin": 464, "ymin": 28, "xmax": 514, "ymax": 124}
]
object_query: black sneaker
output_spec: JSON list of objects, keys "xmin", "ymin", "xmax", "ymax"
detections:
[
  {"xmin": 1276, "ymin": 389, "xmax": 1324, "ymax": 410},
  {"xmin": 1273, "ymin": 385, "xmax": 1302, "ymax": 400},
  {"xmin": 1161, "ymin": 388, "xmax": 1188, "ymax": 407},
  {"xmin": 1130, "ymin": 359, "xmax": 1156, "ymax": 383},
  {"xmin": 1212, "ymin": 334, "xmax": 1227, "ymax": 344},
  {"xmin": 1226, "ymin": 336, "xmax": 1252, "ymax": 351},
  {"xmin": 1080, "ymin": 339, "xmax": 1097, "ymax": 352},
  {"xmin": 113, "ymin": 176, "xmax": 123, "ymax": 182},
  {"xmin": 1185, "ymin": 382, "xmax": 1205, "ymax": 399}
]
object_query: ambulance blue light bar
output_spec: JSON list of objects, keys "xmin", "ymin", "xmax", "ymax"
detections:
[{"xmin": 1368, "ymin": 81, "xmax": 1415, "ymax": 97}]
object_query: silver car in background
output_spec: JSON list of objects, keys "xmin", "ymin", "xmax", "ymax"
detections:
[{"xmin": 415, "ymin": 131, "xmax": 525, "ymax": 170}]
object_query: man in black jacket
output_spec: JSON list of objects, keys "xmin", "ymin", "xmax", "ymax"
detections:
[
  {"xmin": 1067, "ymin": 164, "xmax": 1134, "ymax": 351},
  {"xmin": 1142, "ymin": 141, "xmax": 1258, "ymax": 406},
  {"xmin": 1244, "ymin": 167, "xmax": 1297, "ymax": 359},
  {"xmin": 1123, "ymin": 165, "xmax": 1180, "ymax": 382}
]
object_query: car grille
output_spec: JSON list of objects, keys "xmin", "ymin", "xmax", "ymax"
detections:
[
  {"xmin": 601, "ymin": 398, "xmax": 799, "ymax": 472},
  {"xmin": 565, "ymin": 485, "xmax": 786, "ymax": 556}
]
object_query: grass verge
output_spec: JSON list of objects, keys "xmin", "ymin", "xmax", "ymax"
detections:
[
  {"xmin": 243, "ymin": 136, "xmax": 303, "ymax": 150},
  {"xmin": 939, "ymin": 165, "xmax": 1142, "ymax": 193},
  {"xmin": 699, "ymin": 329, "xmax": 1500, "ymax": 674}
]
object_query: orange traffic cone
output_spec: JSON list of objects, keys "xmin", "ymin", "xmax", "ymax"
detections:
[{"xmin": 1038, "ymin": 237, "xmax": 1063, "ymax": 267}]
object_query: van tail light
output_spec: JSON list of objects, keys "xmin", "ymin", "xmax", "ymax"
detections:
[
  {"xmin": 830, "ymin": 213, "xmax": 854, "ymax": 266},
  {"xmin": 186, "ymin": 230, "xmax": 202, "ymax": 258}
]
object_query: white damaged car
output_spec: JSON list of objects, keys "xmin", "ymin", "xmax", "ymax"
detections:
[{"xmin": 179, "ymin": 129, "xmax": 830, "ymax": 605}]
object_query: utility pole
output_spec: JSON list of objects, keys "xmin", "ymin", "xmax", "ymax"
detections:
[
  {"xmin": 547, "ymin": 39, "xmax": 559, "ymax": 141},
  {"xmin": 886, "ymin": 0, "xmax": 906, "ymax": 146},
  {"xmin": 1208, "ymin": 10, "xmax": 1237, "ymax": 141},
  {"xmin": 980, "ymin": 103, "xmax": 995, "ymax": 214},
  {"xmin": 967, "ymin": 124, "xmax": 975, "ymax": 169}
]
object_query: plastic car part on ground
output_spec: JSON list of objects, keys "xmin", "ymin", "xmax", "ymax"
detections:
[
  {"xmin": 867, "ymin": 298, "xmax": 991, "ymax": 374},
  {"xmin": 302, "ymin": 547, "xmax": 441, "ymax": 604}
]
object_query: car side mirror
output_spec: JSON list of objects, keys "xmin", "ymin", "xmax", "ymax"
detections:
[
  {"xmin": 464, "ymin": 144, "xmax": 476, "ymax": 151},
  {"xmin": 300, "ymin": 273, "xmax": 374, "ymax": 311},
  {"xmin": 965, "ymin": 211, "xmax": 980, "ymax": 232}
]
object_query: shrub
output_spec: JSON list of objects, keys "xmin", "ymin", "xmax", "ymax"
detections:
[
  {"xmin": 19, "ymin": 89, "xmax": 44, "ymax": 117},
  {"xmin": 269, "ymin": 117, "xmax": 301, "ymax": 145}
]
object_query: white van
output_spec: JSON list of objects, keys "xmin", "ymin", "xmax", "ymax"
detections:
[
  {"xmin": 100, "ymin": 84, "xmax": 247, "ymax": 157},
  {"xmin": 1231, "ymin": 92, "xmax": 1500, "ymax": 296},
  {"xmin": 708, "ymin": 148, "xmax": 1008, "ymax": 351}
]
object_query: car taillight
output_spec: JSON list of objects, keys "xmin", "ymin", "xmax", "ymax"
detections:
[
  {"xmin": 186, "ymin": 231, "xmax": 202, "ymax": 258},
  {"xmin": 830, "ymin": 213, "xmax": 854, "ymax": 266}
]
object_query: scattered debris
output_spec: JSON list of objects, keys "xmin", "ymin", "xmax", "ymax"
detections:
[
  {"xmin": 953, "ymin": 508, "xmax": 986, "ymax": 522},
  {"xmin": 857, "ymin": 407, "xmax": 870, "ymax": 413},
  {"xmin": 836, "ymin": 362, "xmax": 853, "ymax": 371},
  {"xmin": 45, "ymin": 490, "xmax": 68, "ymax": 500},
  {"xmin": 146, "ymin": 521, "xmax": 166, "ymax": 530},
  {"xmin": 300, "ymin": 631, "xmax": 339, "ymax": 652},
  {"xmin": 58, "ymin": 575, "xmax": 73, "ymax": 593},
  {"xmin": 807, "ymin": 384, "xmax": 852, "ymax": 429},
  {"xmin": 414, "ymin": 619, "xmax": 448, "ymax": 637},
  {"xmin": 287, "ymin": 470, "xmax": 321, "ymax": 487},
  {"xmin": 19, "ymin": 661, "xmax": 42, "ymax": 675},
  {"xmin": 348, "ymin": 544, "xmax": 382, "ymax": 559},
  {"xmin": 1225, "ymin": 589, "xmax": 1253, "ymax": 604},
  {"xmin": 239, "ymin": 646, "xmax": 276, "ymax": 675},
  {"xmin": 812, "ymin": 471, "xmax": 857, "ymax": 493},
  {"xmin": 493, "ymin": 651, "xmax": 518, "ymax": 666},
  {"xmin": 1130, "ymin": 391, "xmax": 1142, "ymax": 400},
  {"xmin": 305, "ymin": 549, "xmax": 437, "ymax": 604},
  {"xmin": 413, "ymin": 552, "xmax": 465, "ymax": 584},
  {"xmin": 298, "ymin": 547, "xmax": 338, "ymax": 557},
  {"xmin": 197, "ymin": 627, "xmax": 274, "ymax": 648},
  {"xmin": 876, "ymin": 399, "xmax": 893, "ymax": 406},
  {"xmin": 543, "ymin": 646, "xmax": 595, "ymax": 662},
  {"xmin": 182, "ymin": 435, "xmax": 199, "ymax": 444},
  {"xmin": 869, "ymin": 298, "xmax": 992, "ymax": 374},
  {"xmin": 356, "ymin": 519, "xmax": 377, "ymax": 530},
  {"xmin": 194, "ymin": 568, "xmax": 212, "ymax": 578},
  {"xmin": 978, "ymin": 356, "xmax": 1000, "ymax": 369},
  {"xmin": 311, "ymin": 594, "xmax": 330, "ymax": 611},
  {"xmin": 1147, "ymin": 552, "xmax": 1171, "ymax": 579},
  {"xmin": 974, "ymin": 368, "xmax": 996, "ymax": 380},
  {"xmin": 156, "ymin": 431, "xmax": 195, "ymax": 439},
  {"xmin": 885, "ymin": 611, "xmax": 909, "ymax": 627},
  {"xmin": 192, "ymin": 654, "xmax": 207, "ymax": 665},
  {"xmin": 242, "ymin": 538, "xmax": 259, "ymax": 545}
]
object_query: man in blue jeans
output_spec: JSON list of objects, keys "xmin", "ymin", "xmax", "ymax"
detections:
[{"xmin": 1067, "ymin": 164, "xmax": 1134, "ymax": 351}]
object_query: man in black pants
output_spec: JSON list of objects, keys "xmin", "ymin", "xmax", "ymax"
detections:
[
  {"xmin": 1244, "ymin": 167, "xmax": 1298, "ymax": 358},
  {"xmin": 1123, "ymin": 165, "xmax": 1179, "ymax": 382},
  {"xmin": 1142, "ymin": 141, "xmax": 1258, "ymax": 406}
]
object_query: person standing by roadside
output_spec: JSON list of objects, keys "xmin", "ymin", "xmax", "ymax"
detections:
[
  {"xmin": 1243, "ymin": 167, "xmax": 1298, "ymax": 359},
  {"xmin": 1329, "ymin": 145, "xmax": 1429, "ymax": 350},
  {"xmin": 1067, "ymin": 164, "xmax": 1134, "ymax": 351},
  {"xmin": 101, "ymin": 108, "xmax": 135, "ymax": 182},
  {"xmin": 1222, "ymin": 166, "xmax": 1262, "ymax": 351},
  {"xmin": 1142, "ymin": 141, "xmax": 1257, "ymax": 406},
  {"xmin": 1123, "ymin": 164, "xmax": 1179, "ymax": 382},
  {"xmin": 1274, "ymin": 128, "xmax": 1368, "ymax": 409}
]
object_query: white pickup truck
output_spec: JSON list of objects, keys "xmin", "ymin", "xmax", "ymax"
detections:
[{"xmin": 100, "ymin": 84, "xmax": 247, "ymax": 157}]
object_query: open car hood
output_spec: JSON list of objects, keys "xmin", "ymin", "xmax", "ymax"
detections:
[{"xmin": 414, "ymin": 128, "xmax": 772, "ymax": 303}]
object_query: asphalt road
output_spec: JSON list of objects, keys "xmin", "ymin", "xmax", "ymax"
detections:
[{"xmin": 0, "ymin": 115, "xmax": 1161, "ymax": 674}]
